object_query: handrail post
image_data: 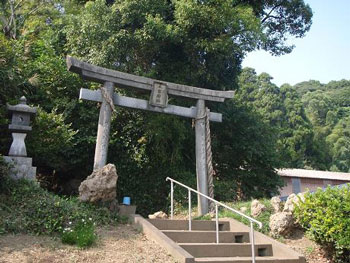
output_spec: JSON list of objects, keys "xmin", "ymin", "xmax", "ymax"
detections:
[
  {"xmin": 250, "ymin": 221, "xmax": 256, "ymax": 263},
  {"xmin": 215, "ymin": 204, "xmax": 219, "ymax": 244},
  {"xmin": 166, "ymin": 177, "xmax": 263, "ymax": 249},
  {"xmin": 188, "ymin": 189, "xmax": 192, "ymax": 231},
  {"xmin": 171, "ymin": 181, "xmax": 174, "ymax": 219}
]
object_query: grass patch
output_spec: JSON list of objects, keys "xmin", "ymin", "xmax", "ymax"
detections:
[
  {"xmin": 218, "ymin": 199, "xmax": 274, "ymax": 235},
  {"xmin": 61, "ymin": 218, "xmax": 97, "ymax": 248},
  {"xmin": 0, "ymin": 176, "xmax": 120, "ymax": 240},
  {"xmin": 194, "ymin": 214, "xmax": 212, "ymax": 220},
  {"xmin": 173, "ymin": 199, "xmax": 274, "ymax": 235}
]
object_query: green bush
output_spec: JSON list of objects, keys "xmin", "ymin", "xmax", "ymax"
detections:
[
  {"xmin": 0, "ymin": 177, "xmax": 119, "ymax": 235},
  {"xmin": 294, "ymin": 185, "xmax": 350, "ymax": 262},
  {"xmin": 61, "ymin": 218, "xmax": 97, "ymax": 248},
  {"xmin": 27, "ymin": 107, "xmax": 77, "ymax": 173},
  {"xmin": 0, "ymin": 155, "xmax": 9, "ymax": 189},
  {"xmin": 214, "ymin": 179, "xmax": 239, "ymax": 201}
]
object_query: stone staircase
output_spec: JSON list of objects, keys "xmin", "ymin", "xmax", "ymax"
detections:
[{"xmin": 132, "ymin": 216, "xmax": 306, "ymax": 263}]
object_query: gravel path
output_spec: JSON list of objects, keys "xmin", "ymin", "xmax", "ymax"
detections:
[
  {"xmin": 0, "ymin": 224, "xmax": 177, "ymax": 263},
  {"xmin": 0, "ymin": 222, "xmax": 331, "ymax": 263}
]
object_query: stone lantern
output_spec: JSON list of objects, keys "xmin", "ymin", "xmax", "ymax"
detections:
[{"xmin": 4, "ymin": 96, "xmax": 37, "ymax": 180}]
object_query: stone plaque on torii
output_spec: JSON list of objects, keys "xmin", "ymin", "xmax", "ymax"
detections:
[{"xmin": 66, "ymin": 56, "xmax": 234, "ymax": 215}]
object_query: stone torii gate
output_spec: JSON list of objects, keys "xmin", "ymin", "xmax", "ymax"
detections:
[{"xmin": 66, "ymin": 56, "xmax": 234, "ymax": 215}]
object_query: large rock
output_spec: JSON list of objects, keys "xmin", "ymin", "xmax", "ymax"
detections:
[
  {"xmin": 79, "ymin": 164, "xmax": 118, "ymax": 203},
  {"xmin": 251, "ymin": 199, "xmax": 266, "ymax": 217},
  {"xmin": 283, "ymin": 193, "xmax": 305, "ymax": 213},
  {"xmin": 269, "ymin": 212, "xmax": 294, "ymax": 237},
  {"xmin": 271, "ymin": 196, "xmax": 282, "ymax": 213}
]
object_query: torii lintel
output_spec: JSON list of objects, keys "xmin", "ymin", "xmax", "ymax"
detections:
[{"xmin": 67, "ymin": 56, "xmax": 234, "ymax": 103}]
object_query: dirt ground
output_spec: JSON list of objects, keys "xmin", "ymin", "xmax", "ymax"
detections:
[
  {"xmin": 284, "ymin": 229, "xmax": 331, "ymax": 263},
  {"xmin": 0, "ymin": 224, "xmax": 176, "ymax": 263},
  {"xmin": 0, "ymin": 223, "xmax": 331, "ymax": 263}
]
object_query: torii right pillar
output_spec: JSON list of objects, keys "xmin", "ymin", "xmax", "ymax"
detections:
[{"xmin": 195, "ymin": 99, "xmax": 208, "ymax": 215}]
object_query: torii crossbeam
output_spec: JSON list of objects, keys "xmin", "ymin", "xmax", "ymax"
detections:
[{"xmin": 67, "ymin": 56, "xmax": 234, "ymax": 215}]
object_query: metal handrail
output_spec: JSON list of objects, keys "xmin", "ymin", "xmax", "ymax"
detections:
[{"xmin": 166, "ymin": 177, "xmax": 262, "ymax": 263}]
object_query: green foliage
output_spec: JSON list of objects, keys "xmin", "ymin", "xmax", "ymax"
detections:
[
  {"xmin": 0, "ymin": 177, "xmax": 119, "ymax": 235},
  {"xmin": 297, "ymin": 80, "xmax": 350, "ymax": 171},
  {"xmin": 237, "ymin": 69, "xmax": 350, "ymax": 173},
  {"xmin": 213, "ymin": 178, "xmax": 240, "ymax": 201},
  {"xmin": 237, "ymin": 68, "xmax": 314, "ymax": 168},
  {"xmin": 294, "ymin": 186, "xmax": 350, "ymax": 262},
  {"xmin": 193, "ymin": 214, "xmax": 212, "ymax": 221},
  {"xmin": 326, "ymin": 117, "xmax": 350, "ymax": 172},
  {"xmin": 117, "ymin": 215, "xmax": 130, "ymax": 224},
  {"xmin": 0, "ymin": 0, "xmax": 61, "ymax": 39},
  {"xmin": 0, "ymin": 35, "xmax": 25, "ymax": 152},
  {"xmin": 27, "ymin": 107, "xmax": 77, "ymax": 172},
  {"xmin": 61, "ymin": 218, "xmax": 97, "ymax": 248},
  {"xmin": 64, "ymin": 0, "xmax": 260, "ymax": 90},
  {"xmin": 214, "ymin": 98, "xmax": 284, "ymax": 200},
  {"xmin": 64, "ymin": 0, "xmax": 312, "ymax": 91},
  {"xmin": 239, "ymin": 0, "xmax": 313, "ymax": 55},
  {"xmin": 0, "ymin": 155, "xmax": 9, "ymax": 190},
  {"xmin": 0, "ymin": 35, "xmax": 23, "ymax": 98},
  {"xmin": 111, "ymin": 112, "xmax": 194, "ymax": 215}
]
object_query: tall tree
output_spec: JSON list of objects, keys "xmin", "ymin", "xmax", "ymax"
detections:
[
  {"xmin": 327, "ymin": 117, "xmax": 350, "ymax": 172},
  {"xmin": 239, "ymin": 0, "xmax": 313, "ymax": 54},
  {"xmin": 296, "ymin": 79, "xmax": 350, "ymax": 172},
  {"xmin": 279, "ymin": 84, "xmax": 314, "ymax": 168},
  {"xmin": 213, "ymin": 99, "xmax": 283, "ymax": 200},
  {"xmin": 64, "ymin": 0, "xmax": 313, "ymax": 89},
  {"xmin": 237, "ymin": 68, "xmax": 314, "ymax": 168}
]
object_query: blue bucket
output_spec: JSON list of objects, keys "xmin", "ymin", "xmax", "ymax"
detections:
[{"xmin": 122, "ymin": 196, "xmax": 131, "ymax": 205}]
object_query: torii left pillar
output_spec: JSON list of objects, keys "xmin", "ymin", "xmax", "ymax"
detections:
[{"xmin": 93, "ymin": 82, "xmax": 114, "ymax": 170}]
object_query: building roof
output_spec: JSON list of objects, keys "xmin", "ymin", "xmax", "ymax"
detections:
[{"xmin": 277, "ymin": 168, "xmax": 350, "ymax": 181}]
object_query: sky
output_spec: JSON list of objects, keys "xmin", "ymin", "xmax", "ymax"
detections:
[{"xmin": 242, "ymin": 0, "xmax": 350, "ymax": 87}]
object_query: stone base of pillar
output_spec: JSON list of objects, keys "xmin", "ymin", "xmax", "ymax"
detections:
[{"xmin": 3, "ymin": 156, "xmax": 36, "ymax": 180}]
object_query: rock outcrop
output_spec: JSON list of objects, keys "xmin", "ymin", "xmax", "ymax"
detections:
[
  {"xmin": 270, "ymin": 196, "xmax": 282, "ymax": 213},
  {"xmin": 240, "ymin": 206, "xmax": 248, "ymax": 213},
  {"xmin": 251, "ymin": 199, "xmax": 266, "ymax": 217},
  {"xmin": 148, "ymin": 211, "xmax": 168, "ymax": 219},
  {"xmin": 283, "ymin": 193, "xmax": 305, "ymax": 213},
  {"xmin": 269, "ymin": 192, "xmax": 306, "ymax": 237},
  {"xmin": 269, "ymin": 212, "xmax": 295, "ymax": 237},
  {"xmin": 79, "ymin": 164, "xmax": 118, "ymax": 203}
]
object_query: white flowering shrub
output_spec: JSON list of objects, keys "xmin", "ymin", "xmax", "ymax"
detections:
[{"xmin": 61, "ymin": 218, "xmax": 97, "ymax": 248}]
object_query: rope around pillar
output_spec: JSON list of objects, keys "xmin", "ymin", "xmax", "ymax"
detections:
[
  {"xmin": 193, "ymin": 108, "xmax": 215, "ymax": 214},
  {"xmin": 100, "ymin": 85, "xmax": 116, "ymax": 113},
  {"xmin": 205, "ymin": 108, "xmax": 215, "ymax": 213}
]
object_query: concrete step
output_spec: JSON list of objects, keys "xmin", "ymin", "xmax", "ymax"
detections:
[
  {"xmin": 134, "ymin": 216, "xmax": 306, "ymax": 263},
  {"xmin": 148, "ymin": 219, "xmax": 230, "ymax": 231},
  {"xmin": 162, "ymin": 230, "xmax": 250, "ymax": 243},
  {"xmin": 179, "ymin": 243, "xmax": 273, "ymax": 258},
  {"xmin": 195, "ymin": 257, "xmax": 302, "ymax": 263}
]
